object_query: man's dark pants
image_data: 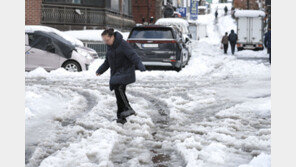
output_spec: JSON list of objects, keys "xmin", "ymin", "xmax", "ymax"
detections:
[
  {"xmin": 223, "ymin": 44, "xmax": 228, "ymax": 54},
  {"xmin": 230, "ymin": 43, "xmax": 236, "ymax": 55},
  {"xmin": 268, "ymin": 48, "xmax": 271, "ymax": 64},
  {"xmin": 114, "ymin": 84, "xmax": 131, "ymax": 118}
]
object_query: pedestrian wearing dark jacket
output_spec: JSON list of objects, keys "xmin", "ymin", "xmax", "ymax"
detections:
[
  {"xmin": 215, "ymin": 10, "xmax": 218, "ymax": 19},
  {"xmin": 96, "ymin": 28, "xmax": 146, "ymax": 124},
  {"xmin": 228, "ymin": 30, "xmax": 238, "ymax": 55},
  {"xmin": 224, "ymin": 6, "xmax": 228, "ymax": 15},
  {"xmin": 264, "ymin": 28, "xmax": 271, "ymax": 64},
  {"xmin": 221, "ymin": 32, "xmax": 229, "ymax": 54}
]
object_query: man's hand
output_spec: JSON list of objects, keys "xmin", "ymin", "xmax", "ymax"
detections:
[{"xmin": 96, "ymin": 73, "xmax": 100, "ymax": 76}]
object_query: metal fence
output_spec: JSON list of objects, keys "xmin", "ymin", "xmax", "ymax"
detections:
[
  {"xmin": 41, "ymin": 4, "xmax": 133, "ymax": 26},
  {"xmin": 84, "ymin": 42, "xmax": 107, "ymax": 57}
]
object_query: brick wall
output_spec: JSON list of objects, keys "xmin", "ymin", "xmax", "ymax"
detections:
[
  {"xmin": 233, "ymin": 0, "xmax": 259, "ymax": 10},
  {"xmin": 132, "ymin": 0, "xmax": 158, "ymax": 24},
  {"xmin": 25, "ymin": 0, "xmax": 42, "ymax": 25}
]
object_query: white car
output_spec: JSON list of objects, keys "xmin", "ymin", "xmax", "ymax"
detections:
[
  {"xmin": 25, "ymin": 25, "xmax": 96, "ymax": 72},
  {"xmin": 25, "ymin": 30, "xmax": 93, "ymax": 72}
]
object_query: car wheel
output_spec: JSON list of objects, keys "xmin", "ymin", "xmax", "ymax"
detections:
[
  {"xmin": 175, "ymin": 61, "xmax": 183, "ymax": 72},
  {"xmin": 175, "ymin": 67, "xmax": 182, "ymax": 72},
  {"xmin": 62, "ymin": 60, "xmax": 82, "ymax": 72}
]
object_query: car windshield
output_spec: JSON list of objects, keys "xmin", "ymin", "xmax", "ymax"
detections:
[{"xmin": 129, "ymin": 28, "xmax": 174, "ymax": 39}]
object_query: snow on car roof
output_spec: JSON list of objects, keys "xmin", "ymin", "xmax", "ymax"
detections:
[
  {"xmin": 234, "ymin": 10, "xmax": 266, "ymax": 18},
  {"xmin": 63, "ymin": 29, "xmax": 129, "ymax": 42},
  {"xmin": 155, "ymin": 18, "xmax": 189, "ymax": 34},
  {"xmin": 25, "ymin": 25, "xmax": 84, "ymax": 47}
]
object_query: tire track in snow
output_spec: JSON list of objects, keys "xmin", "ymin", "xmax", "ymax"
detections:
[
  {"xmin": 107, "ymin": 86, "xmax": 188, "ymax": 167},
  {"xmin": 25, "ymin": 79, "xmax": 101, "ymax": 167}
]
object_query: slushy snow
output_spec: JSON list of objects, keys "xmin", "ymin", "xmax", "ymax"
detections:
[{"xmin": 25, "ymin": 2, "xmax": 270, "ymax": 167}]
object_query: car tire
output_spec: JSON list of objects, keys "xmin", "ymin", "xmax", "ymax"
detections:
[
  {"xmin": 175, "ymin": 67, "xmax": 182, "ymax": 72},
  {"xmin": 175, "ymin": 60, "xmax": 183, "ymax": 72},
  {"xmin": 237, "ymin": 48, "xmax": 243, "ymax": 51},
  {"xmin": 62, "ymin": 60, "xmax": 82, "ymax": 72}
]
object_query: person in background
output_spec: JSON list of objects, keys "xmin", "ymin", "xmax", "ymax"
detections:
[
  {"xmin": 221, "ymin": 32, "xmax": 229, "ymax": 54},
  {"xmin": 264, "ymin": 27, "xmax": 271, "ymax": 64},
  {"xmin": 224, "ymin": 6, "xmax": 228, "ymax": 15},
  {"xmin": 228, "ymin": 30, "xmax": 238, "ymax": 55},
  {"xmin": 215, "ymin": 10, "xmax": 218, "ymax": 19},
  {"xmin": 96, "ymin": 28, "xmax": 146, "ymax": 124}
]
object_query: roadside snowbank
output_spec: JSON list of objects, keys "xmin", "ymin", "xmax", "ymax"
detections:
[{"xmin": 64, "ymin": 29, "xmax": 130, "ymax": 42}]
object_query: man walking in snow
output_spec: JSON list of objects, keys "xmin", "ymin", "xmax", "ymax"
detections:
[
  {"xmin": 221, "ymin": 32, "xmax": 229, "ymax": 54},
  {"xmin": 215, "ymin": 10, "xmax": 218, "ymax": 19},
  {"xmin": 224, "ymin": 6, "xmax": 228, "ymax": 15},
  {"xmin": 228, "ymin": 30, "xmax": 238, "ymax": 55},
  {"xmin": 96, "ymin": 28, "xmax": 146, "ymax": 124},
  {"xmin": 264, "ymin": 28, "xmax": 271, "ymax": 64}
]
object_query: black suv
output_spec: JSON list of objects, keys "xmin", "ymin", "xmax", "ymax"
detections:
[{"xmin": 127, "ymin": 25, "xmax": 189, "ymax": 71}]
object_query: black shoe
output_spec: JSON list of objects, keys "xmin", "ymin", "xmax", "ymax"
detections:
[
  {"xmin": 116, "ymin": 117, "xmax": 127, "ymax": 124},
  {"xmin": 120, "ymin": 109, "xmax": 136, "ymax": 118}
]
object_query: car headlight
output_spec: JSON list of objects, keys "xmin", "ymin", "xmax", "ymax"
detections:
[{"xmin": 77, "ymin": 48, "xmax": 93, "ymax": 60}]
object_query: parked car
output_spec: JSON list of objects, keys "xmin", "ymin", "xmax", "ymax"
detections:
[
  {"xmin": 155, "ymin": 18, "xmax": 192, "ymax": 57},
  {"xmin": 25, "ymin": 31, "xmax": 93, "ymax": 72},
  {"xmin": 26, "ymin": 25, "xmax": 99, "ymax": 59},
  {"xmin": 234, "ymin": 10, "xmax": 266, "ymax": 51},
  {"xmin": 127, "ymin": 25, "xmax": 189, "ymax": 71}
]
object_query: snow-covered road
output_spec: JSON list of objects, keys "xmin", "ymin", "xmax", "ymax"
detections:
[{"xmin": 25, "ymin": 3, "xmax": 271, "ymax": 167}]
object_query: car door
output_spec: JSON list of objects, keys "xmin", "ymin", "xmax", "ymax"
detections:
[{"xmin": 26, "ymin": 33, "xmax": 60, "ymax": 71}]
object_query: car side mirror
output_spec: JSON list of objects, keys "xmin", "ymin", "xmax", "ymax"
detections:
[{"xmin": 46, "ymin": 44, "xmax": 55, "ymax": 53}]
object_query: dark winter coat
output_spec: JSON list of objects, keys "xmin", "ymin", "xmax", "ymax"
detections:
[
  {"xmin": 224, "ymin": 6, "xmax": 228, "ymax": 13},
  {"xmin": 96, "ymin": 32, "xmax": 146, "ymax": 91},
  {"xmin": 221, "ymin": 35, "xmax": 229, "ymax": 45},
  {"xmin": 228, "ymin": 31, "xmax": 238, "ymax": 44},
  {"xmin": 264, "ymin": 31, "xmax": 271, "ymax": 49}
]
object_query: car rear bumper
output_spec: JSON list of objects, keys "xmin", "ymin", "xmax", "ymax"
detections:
[
  {"xmin": 142, "ymin": 61, "xmax": 173, "ymax": 67},
  {"xmin": 237, "ymin": 43, "xmax": 264, "ymax": 50}
]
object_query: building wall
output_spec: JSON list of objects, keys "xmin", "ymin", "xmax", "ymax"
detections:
[
  {"xmin": 233, "ymin": 0, "xmax": 259, "ymax": 10},
  {"xmin": 25, "ymin": 0, "xmax": 42, "ymax": 25},
  {"xmin": 132, "ymin": 0, "xmax": 158, "ymax": 24}
]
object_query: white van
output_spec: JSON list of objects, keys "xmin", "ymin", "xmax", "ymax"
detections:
[{"xmin": 234, "ymin": 10, "xmax": 266, "ymax": 51}]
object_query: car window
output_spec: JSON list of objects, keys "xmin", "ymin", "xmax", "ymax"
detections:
[
  {"xmin": 28, "ymin": 34, "xmax": 35, "ymax": 46},
  {"xmin": 29, "ymin": 33, "xmax": 54, "ymax": 52},
  {"xmin": 130, "ymin": 29, "xmax": 174, "ymax": 39}
]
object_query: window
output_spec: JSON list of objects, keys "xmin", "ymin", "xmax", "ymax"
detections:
[
  {"xmin": 43, "ymin": 0, "xmax": 106, "ymax": 8},
  {"xmin": 123, "ymin": 0, "xmax": 131, "ymax": 15},
  {"xmin": 111, "ymin": 0, "xmax": 119, "ymax": 11},
  {"xmin": 43, "ymin": 0, "xmax": 81, "ymax": 4},
  {"xmin": 28, "ymin": 34, "xmax": 35, "ymax": 47},
  {"xmin": 130, "ymin": 28, "xmax": 174, "ymax": 39},
  {"xmin": 29, "ymin": 33, "xmax": 54, "ymax": 52}
]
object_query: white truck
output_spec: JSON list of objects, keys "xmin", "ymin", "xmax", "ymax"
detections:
[{"xmin": 234, "ymin": 10, "xmax": 266, "ymax": 51}]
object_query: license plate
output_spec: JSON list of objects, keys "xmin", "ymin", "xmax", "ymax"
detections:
[{"xmin": 142, "ymin": 44, "xmax": 158, "ymax": 48}]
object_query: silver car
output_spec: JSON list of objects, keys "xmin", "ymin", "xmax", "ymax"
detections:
[{"xmin": 25, "ymin": 31, "xmax": 93, "ymax": 72}]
